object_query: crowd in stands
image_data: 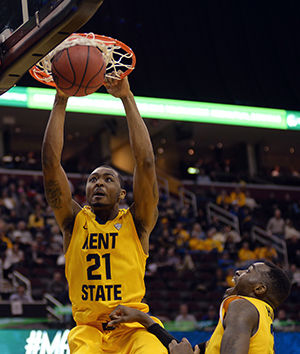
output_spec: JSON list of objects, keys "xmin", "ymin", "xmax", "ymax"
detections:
[
  {"xmin": 0, "ymin": 172, "xmax": 300, "ymax": 330},
  {"xmin": 146, "ymin": 185, "xmax": 300, "ymax": 327}
]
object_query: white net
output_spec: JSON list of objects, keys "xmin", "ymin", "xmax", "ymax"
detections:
[{"xmin": 30, "ymin": 33, "xmax": 135, "ymax": 83}]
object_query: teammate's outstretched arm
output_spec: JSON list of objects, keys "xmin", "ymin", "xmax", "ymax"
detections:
[
  {"xmin": 220, "ymin": 299, "xmax": 258, "ymax": 354},
  {"xmin": 108, "ymin": 305, "xmax": 201, "ymax": 353},
  {"xmin": 42, "ymin": 91, "xmax": 81, "ymax": 252},
  {"xmin": 105, "ymin": 77, "xmax": 158, "ymax": 253}
]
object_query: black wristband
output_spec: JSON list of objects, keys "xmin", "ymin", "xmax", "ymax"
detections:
[
  {"xmin": 197, "ymin": 341, "xmax": 206, "ymax": 354},
  {"xmin": 147, "ymin": 323, "xmax": 178, "ymax": 349}
]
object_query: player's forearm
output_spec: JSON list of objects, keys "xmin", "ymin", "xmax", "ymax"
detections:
[
  {"xmin": 42, "ymin": 94, "xmax": 68, "ymax": 168},
  {"xmin": 135, "ymin": 311, "xmax": 156, "ymax": 328},
  {"xmin": 121, "ymin": 93, "xmax": 155, "ymax": 165}
]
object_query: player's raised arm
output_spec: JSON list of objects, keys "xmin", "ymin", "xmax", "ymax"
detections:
[
  {"xmin": 105, "ymin": 77, "xmax": 158, "ymax": 254},
  {"xmin": 220, "ymin": 299, "xmax": 258, "ymax": 354},
  {"xmin": 42, "ymin": 92, "xmax": 81, "ymax": 252}
]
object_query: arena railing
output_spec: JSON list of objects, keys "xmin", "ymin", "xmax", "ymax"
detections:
[
  {"xmin": 12, "ymin": 270, "xmax": 32, "ymax": 299},
  {"xmin": 206, "ymin": 202, "xmax": 240, "ymax": 234},
  {"xmin": 179, "ymin": 187, "xmax": 198, "ymax": 217},
  {"xmin": 44, "ymin": 293, "xmax": 64, "ymax": 322}
]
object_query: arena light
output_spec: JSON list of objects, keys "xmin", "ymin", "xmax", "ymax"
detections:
[
  {"xmin": 187, "ymin": 167, "xmax": 199, "ymax": 174},
  {"xmin": 0, "ymin": 86, "xmax": 296, "ymax": 130},
  {"xmin": 286, "ymin": 111, "xmax": 300, "ymax": 130}
]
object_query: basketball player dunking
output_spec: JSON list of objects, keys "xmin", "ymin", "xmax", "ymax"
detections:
[{"xmin": 42, "ymin": 76, "xmax": 168, "ymax": 353}]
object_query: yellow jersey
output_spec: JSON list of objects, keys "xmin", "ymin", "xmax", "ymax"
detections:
[
  {"xmin": 65, "ymin": 206, "xmax": 149, "ymax": 325},
  {"xmin": 206, "ymin": 295, "xmax": 274, "ymax": 354}
]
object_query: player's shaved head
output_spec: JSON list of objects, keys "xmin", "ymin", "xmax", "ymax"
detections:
[{"xmin": 262, "ymin": 261, "xmax": 291, "ymax": 308}]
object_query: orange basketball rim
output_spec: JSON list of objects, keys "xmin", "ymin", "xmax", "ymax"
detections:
[{"xmin": 29, "ymin": 33, "xmax": 136, "ymax": 88}]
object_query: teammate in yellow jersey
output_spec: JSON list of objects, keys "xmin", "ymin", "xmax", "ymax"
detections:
[
  {"xmin": 41, "ymin": 76, "xmax": 167, "ymax": 353},
  {"xmin": 108, "ymin": 261, "xmax": 291, "ymax": 354}
]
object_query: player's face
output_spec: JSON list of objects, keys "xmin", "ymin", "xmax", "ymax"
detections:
[
  {"xmin": 225, "ymin": 262, "xmax": 269, "ymax": 297},
  {"xmin": 86, "ymin": 167, "xmax": 124, "ymax": 208}
]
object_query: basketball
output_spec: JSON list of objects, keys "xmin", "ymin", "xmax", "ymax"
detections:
[{"xmin": 51, "ymin": 45, "xmax": 106, "ymax": 96}]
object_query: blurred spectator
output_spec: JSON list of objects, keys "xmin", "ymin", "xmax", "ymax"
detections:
[
  {"xmin": 238, "ymin": 242, "xmax": 256, "ymax": 265},
  {"xmin": 199, "ymin": 305, "xmax": 218, "ymax": 330},
  {"xmin": 202, "ymin": 305, "xmax": 218, "ymax": 322},
  {"xmin": 26, "ymin": 241, "xmax": 46, "ymax": 267},
  {"xmin": 230, "ymin": 187, "xmax": 246, "ymax": 207},
  {"xmin": 26, "ymin": 151, "xmax": 39, "ymax": 169},
  {"xmin": 28, "ymin": 205, "xmax": 45, "ymax": 232},
  {"xmin": 3, "ymin": 242, "xmax": 24, "ymax": 278},
  {"xmin": 1, "ymin": 189, "xmax": 16, "ymax": 211},
  {"xmin": 47, "ymin": 234, "xmax": 63, "ymax": 257},
  {"xmin": 271, "ymin": 165, "xmax": 281, "ymax": 177},
  {"xmin": 225, "ymin": 268, "xmax": 235, "ymax": 288},
  {"xmin": 229, "ymin": 205, "xmax": 241, "ymax": 220},
  {"xmin": 178, "ymin": 208, "xmax": 190, "ymax": 225},
  {"xmin": 146, "ymin": 247, "xmax": 166, "ymax": 276},
  {"xmin": 8, "ymin": 209, "xmax": 20, "ymax": 225},
  {"xmin": 190, "ymin": 223, "xmax": 205, "ymax": 240},
  {"xmin": 223, "ymin": 159, "xmax": 233, "ymax": 175},
  {"xmin": 47, "ymin": 271, "xmax": 68, "ymax": 303},
  {"xmin": 158, "ymin": 228, "xmax": 175, "ymax": 249},
  {"xmin": 159, "ymin": 200, "xmax": 177, "ymax": 224},
  {"xmin": 44, "ymin": 206, "xmax": 57, "ymax": 228},
  {"xmin": 50, "ymin": 225, "xmax": 63, "ymax": 246},
  {"xmin": 9, "ymin": 284, "xmax": 33, "ymax": 303},
  {"xmin": 224, "ymin": 235, "xmax": 239, "ymax": 260},
  {"xmin": 175, "ymin": 304, "xmax": 197, "ymax": 328},
  {"xmin": 189, "ymin": 228, "xmax": 223, "ymax": 253},
  {"xmin": 216, "ymin": 190, "xmax": 231, "ymax": 207},
  {"xmin": 290, "ymin": 264, "xmax": 300, "ymax": 287},
  {"xmin": 241, "ymin": 207, "xmax": 253, "ymax": 232},
  {"xmin": 211, "ymin": 227, "xmax": 226, "ymax": 245},
  {"xmin": 16, "ymin": 194, "xmax": 31, "ymax": 221},
  {"xmin": 223, "ymin": 225, "xmax": 241, "ymax": 244},
  {"xmin": 194, "ymin": 208, "xmax": 208, "ymax": 231},
  {"xmin": 284, "ymin": 219, "xmax": 300, "ymax": 240},
  {"xmin": 157, "ymin": 217, "xmax": 172, "ymax": 236},
  {"xmin": 163, "ymin": 246, "xmax": 180, "ymax": 270},
  {"xmin": 176, "ymin": 252, "xmax": 195, "ymax": 276},
  {"xmin": 218, "ymin": 251, "xmax": 235, "ymax": 271},
  {"xmin": 11, "ymin": 221, "xmax": 33, "ymax": 246},
  {"xmin": 273, "ymin": 309, "xmax": 295, "ymax": 331},
  {"xmin": 267, "ymin": 209, "xmax": 285, "ymax": 237},
  {"xmin": 291, "ymin": 168, "xmax": 300, "ymax": 177},
  {"xmin": 0, "ymin": 218, "xmax": 12, "ymax": 250},
  {"xmin": 244, "ymin": 191, "xmax": 258, "ymax": 210},
  {"xmin": 173, "ymin": 222, "xmax": 190, "ymax": 249},
  {"xmin": 254, "ymin": 243, "xmax": 278, "ymax": 262},
  {"xmin": 46, "ymin": 225, "xmax": 63, "ymax": 259},
  {"xmin": 207, "ymin": 215, "xmax": 223, "ymax": 232}
]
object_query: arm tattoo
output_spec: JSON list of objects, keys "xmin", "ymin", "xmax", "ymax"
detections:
[{"xmin": 45, "ymin": 180, "xmax": 62, "ymax": 209}]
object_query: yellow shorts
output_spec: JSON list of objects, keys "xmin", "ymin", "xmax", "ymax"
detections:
[{"xmin": 68, "ymin": 317, "xmax": 168, "ymax": 354}]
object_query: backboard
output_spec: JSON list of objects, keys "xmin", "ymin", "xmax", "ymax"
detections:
[{"xmin": 0, "ymin": 0, "xmax": 104, "ymax": 95}]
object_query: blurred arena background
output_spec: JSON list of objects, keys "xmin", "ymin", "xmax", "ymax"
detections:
[{"xmin": 1, "ymin": 0, "xmax": 300, "ymax": 353}]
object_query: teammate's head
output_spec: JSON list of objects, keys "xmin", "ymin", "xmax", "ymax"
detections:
[
  {"xmin": 225, "ymin": 261, "xmax": 291, "ymax": 309},
  {"xmin": 86, "ymin": 166, "xmax": 126, "ymax": 210}
]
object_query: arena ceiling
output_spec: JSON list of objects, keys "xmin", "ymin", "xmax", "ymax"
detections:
[{"xmin": 17, "ymin": 0, "xmax": 300, "ymax": 111}]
